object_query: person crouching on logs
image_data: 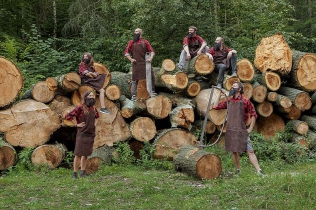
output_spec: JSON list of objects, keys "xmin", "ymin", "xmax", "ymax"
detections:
[
  {"xmin": 65, "ymin": 91, "xmax": 99, "ymax": 179},
  {"xmin": 213, "ymin": 82, "xmax": 266, "ymax": 176},
  {"xmin": 78, "ymin": 52, "xmax": 110, "ymax": 114}
]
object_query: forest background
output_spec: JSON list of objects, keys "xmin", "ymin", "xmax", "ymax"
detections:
[{"xmin": 0, "ymin": 0, "xmax": 315, "ymax": 90}]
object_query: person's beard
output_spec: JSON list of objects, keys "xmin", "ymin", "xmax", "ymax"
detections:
[
  {"xmin": 187, "ymin": 32, "xmax": 195, "ymax": 38},
  {"xmin": 133, "ymin": 33, "xmax": 141, "ymax": 42},
  {"xmin": 214, "ymin": 42, "xmax": 221, "ymax": 51},
  {"xmin": 85, "ymin": 98, "xmax": 95, "ymax": 107},
  {"xmin": 229, "ymin": 88, "xmax": 239, "ymax": 96}
]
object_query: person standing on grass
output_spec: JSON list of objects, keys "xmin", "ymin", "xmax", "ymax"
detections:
[
  {"xmin": 65, "ymin": 91, "xmax": 99, "ymax": 179},
  {"xmin": 78, "ymin": 52, "xmax": 110, "ymax": 114},
  {"xmin": 213, "ymin": 81, "xmax": 265, "ymax": 176}
]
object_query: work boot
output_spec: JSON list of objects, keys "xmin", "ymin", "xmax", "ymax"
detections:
[
  {"xmin": 72, "ymin": 172, "xmax": 78, "ymax": 180},
  {"xmin": 131, "ymin": 95, "xmax": 137, "ymax": 101},
  {"xmin": 100, "ymin": 108, "xmax": 110, "ymax": 114},
  {"xmin": 80, "ymin": 170, "xmax": 87, "ymax": 178}
]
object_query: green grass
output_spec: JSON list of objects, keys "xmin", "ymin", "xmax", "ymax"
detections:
[{"xmin": 1, "ymin": 156, "xmax": 316, "ymax": 210}]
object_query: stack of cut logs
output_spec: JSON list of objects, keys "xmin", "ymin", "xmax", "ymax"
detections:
[{"xmin": 1, "ymin": 33, "xmax": 316, "ymax": 180}]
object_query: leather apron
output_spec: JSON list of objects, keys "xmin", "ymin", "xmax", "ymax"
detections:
[
  {"xmin": 132, "ymin": 41, "xmax": 147, "ymax": 80},
  {"xmin": 189, "ymin": 39, "xmax": 200, "ymax": 58},
  {"xmin": 225, "ymin": 98, "xmax": 248, "ymax": 152}
]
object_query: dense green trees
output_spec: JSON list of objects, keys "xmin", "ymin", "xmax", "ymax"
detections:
[{"xmin": 0, "ymin": 0, "xmax": 315, "ymax": 89}]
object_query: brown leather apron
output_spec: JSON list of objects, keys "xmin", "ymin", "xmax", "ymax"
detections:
[
  {"xmin": 132, "ymin": 41, "xmax": 147, "ymax": 80},
  {"xmin": 74, "ymin": 107, "xmax": 96, "ymax": 156},
  {"xmin": 189, "ymin": 39, "xmax": 200, "ymax": 58},
  {"xmin": 81, "ymin": 66, "xmax": 106, "ymax": 90},
  {"xmin": 225, "ymin": 98, "xmax": 248, "ymax": 152}
]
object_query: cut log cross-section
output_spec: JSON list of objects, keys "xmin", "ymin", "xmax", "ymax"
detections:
[
  {"xmin": 254, "ymin": 72, "xmax": 281, "ymax": 91},
  {"xmin": 161, "ymin": 59, "xmax": 176, "ymax": 72},
  {"xmin": 94, "ymin": 62, "xmax": 111, "ymax": 89},
  {"xmin": 243, "ymin": 83, "xmax": 253, "ymax": 99},
  {"xmin": 22, "ymin": 81, "xmax": 55, "ymax": 103},
  {"xmin": 183, "ymin": 79, "xmax": 201, "ymax": 97},
  {"xmin": 267, "ymin": 92, "xmax": 278, "ymax": 102},
  {"xmin": 0, "ymin": 56, "xmax": 24, "ymax": 108},
  {"xmin": 71, "ymin": 85, "xmax": 95, "ymax": 106},
  {"xmin": 169, "ymin": 105, "xmax": 194, "ymax": 129},
  {"xmin": 275, "ymin": 105, "xmax": 301, "ymax": 120},
  {"xmin": 275, "ymin": 94, "xmax": 292, "ymax": 109},
  {"xmin": 146, "ymin": 95, "xmax": 172, "ymax": 119},
  {"xmin": 236, "ymin": 58, "xmax": 255, "ymax": 82},
  {"xmin": 55, "ymin": 72, "xmax": 81, "ymax": 94},
  {"xmin": 252, "ymin": 81, "xmax": 267, "ymax": 103},
  {"xmin": 278, "ymin": 86, "xmax": 312, "ymax": 111},
  {"xmin": 31, "ymin": 143, "xmax": 67, "ymax": 168},
  {"xmin": 0, "ymin": 141, "xmax": 17, "ymax": 170},
  {"xmin": 130, "ymin": 117, "xmax": 157, "ymax": 142},
  {"xmin": 300, "ymin": 115, "xmax": 316, "ymax": 131},
  {"xmin": 256, "ymin": 113, "xmax": 285, "ymax": 139},
  {"xmin": 46, "ymin": 77, "xmax": 58, "ymax": 91},
  {"xmin": 173, "ymin": 145, "xmax": 222, "ymax": 180},
  {"xmin": 105, "ymin": 84, "xmax": 121, "ymax": 101},
  {"xmin": 119, "ymin": 95, "xmax": 146, "ymax": 119},
  {"xmin": 287, "ymin": 120, "xmax": 309, "ymax": 135},
  {"xmin": 187, "ymin": 54, "xmax": 215, "ymax": 76},
  {"xmin": 256, "ymin": 101, "xmax": 273, "ymax": 117}
]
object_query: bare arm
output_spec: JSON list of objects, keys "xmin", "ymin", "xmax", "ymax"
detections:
[
  {"xmin": 247, "ymin": 116, "xmax": 256, "ymax": 133},
  {"xmin": 197, "ymin": 42, "xmax": 207, "ymax": 55}
]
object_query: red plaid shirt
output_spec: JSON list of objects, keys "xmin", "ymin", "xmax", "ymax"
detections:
[
  {"xmin": 124, "ymin": 38, "xmax": 154, "ymax": 56},
  {"xmin": 183, "ymin": 35, "xmax": 205, "ymax": 46},
  {"xmin": 78, "ymin": 62, "xmax": 96, "ymax": 76},
  {"xmin": 65, "ymin": 105, "xmax": 99, "ymax": 122},
  {"xmin": 213, "ymin": 95, "xmax": 257, "ymax": 125}
]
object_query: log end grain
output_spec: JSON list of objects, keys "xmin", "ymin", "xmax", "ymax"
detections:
[{"xmin": 236, "ymin": 58, "xmax": 254, "ymax": 82}]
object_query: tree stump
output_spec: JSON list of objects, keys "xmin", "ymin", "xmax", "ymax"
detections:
[
  {"xmin": 153, "ymin": 128, "xmax": 198, "ymax": 160},
  {"xmin": 146, "ymin": 95, "xmax": 172, "ymax": 119},
  {"xmin": 94, "ymin": 62, "xmax": 111, "ymax": 89},
  {"xmin": 287, "ymin": 120, "xmax": 309, "ymax": 135},
  {"xmin": 173, "ymin": 145, "xmax": 222, "ymax": 180},
  {"xmin": 0, "ymin": 99, "xmax": 61, "ymax": 148},
  {"xmin": 31, "ymin": 143, "xmax": 67, "ymax": 168},
  {"xmin": 236, "ymin": 58, "xmax": 255, "ymax": 82},
  {"xmin": 254, "ymin": 33, "xmax": 292, "ymax": 75},
  {"xmin": 0, "ymin": 56, "xmax": 24, "ymax": 108},
  {"xmin": 0, "ymin": 141, "xmax": 17, "ymax": 170},
  {"xmin": 130, "ymin": 117, "xmax": 157, "ymax": 142},
  {"xmin": 277, "ymin": 86, "xmax": 312, "ymax": 111},
  {"xmin": 22, "ymin": 81, "xmax": 55, "ymax": 103},
  {"xmin": 256, "ymin": 113, "xmax": 285, "ymax": 139}
]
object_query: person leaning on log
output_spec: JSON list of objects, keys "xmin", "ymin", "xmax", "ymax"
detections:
[
  {"xmin": 79, "ymin": 52, "xmax": 110, "ymax": 114},
  {"xmin": 213, "ymin": 81, "xmax": 265, "ymax": 176},
  {"xmin": 124, "ymin": 28, "xmax": 157, "ymax": 101},
  {"xmin": 177, "ymin": 26, "xmax": 208, "ymax": 70},
  {"xmin": 65, "ymin": 91, "xmax": 100, "ymax": 179},
  {"xmin": 206, "ymin": 37, "xmax": 237, "ymax": 89}
]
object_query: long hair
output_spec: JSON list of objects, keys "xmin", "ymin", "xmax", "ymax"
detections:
[
  {"xmin": 233, "ymin": 81, "xmax": 244, "ymax": 94},
  {"xmin": 81, "ymin": 52, "xmax": 94, "ymax": 68}
]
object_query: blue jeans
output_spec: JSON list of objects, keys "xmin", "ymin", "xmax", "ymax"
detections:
[
  {"xmin": 178, "ymin": 46, "xmax": 210, "ymax": 69},
  {"xmin": 214, "ymin": 54, "xmax": 237, "ymax": 85}
]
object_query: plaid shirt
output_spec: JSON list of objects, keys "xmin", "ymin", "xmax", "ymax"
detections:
[
  {"xmin": 65, "ymin": 105, "xmax": 99, "ymax": 122},
  {"xmin": 183, "ymin": 35, "xmax": 205, "ymax": 46},
  {"xmin": 213, "ymin": 95, "xmax": 257, "ymax": 125},
  {"xmin": 78, "ymin": 62, "xmax": 96, "ymax": 76},
  {"xmin": 124, "ymin": 38, "xmax": 154, "ymax": 56}
]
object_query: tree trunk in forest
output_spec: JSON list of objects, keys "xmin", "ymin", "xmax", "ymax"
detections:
[
  {"xmin": 254, "ymin": 33, "xmax": 292, "ymax": 75},
  {"xmin": 119, "ymin": 95, "xmax": 146, "ymax": 119},
  {"xmin": 49, "ymin": 95, "xmax": 71, "ymax": 117},
  {"xmin": 105, "ymin": 84, "xmax": 121, "ymax": 101},
  {"xmin": 173, "ymin": 145, "xmax": 222, "ymax": 180},
  {"xmin": 256, "ymin": 101, "xmax": 273, "ymax": 117},
  {"xmin": 0, "ymin": 141, "xmax": 17, "ymax": 170},
  {"xmin": 267, "ymin": 92, "xmax": 278, "ymax": 102},
  {"xmin": 94, "ymin": 62, "xmax": 111, "ymax": 89},
  {"xmin": 55, "ymin": 72, "xmax": 81, "ymax": 94},
  {"xmin": 252, "ymin": 81, "xmax": 267, "ymax": 103},
  {"xmin": 236, "ymin": 58, "xmax": 255, "ymax": 82},
  {"xmin": 0, "ymin": 56, "xmax": 24, "ymax": 108},
  {"xmin": 185, "ymin": 54, "xmax": 214, "ymax": 76},
  {"xmin": 71, "ymin": 85, "xmax": 95, "ymax": 106},
  {"xmin": 46, "ymin": 77, "xmax": 58, "ymax": 91},
  {"xmin": 243, "ymin": 83, "xmax": 253, "ymax": 99},
  {"xmin": 256, "ymin": 113, "xmax": 285, "ymax": 139},
  {"xmin": 290, "ymin": 50, "xmax": 316, "ymax": 92},
  {"xmin": 130, "ymin": 117, "xmax": 157, "ymax": 142},
  {"xmin": 287, "ymin": 120, "xmax": 309, "ymax": 135},
  {"xmin": 31, "ymin": 143, "xmax": 67, "ymax": 168},
  {"xmin": 277, "ymin": 86, "xmax": 311, "ymax": 111},
  {"xmin": 0, "ymin": 100, "xmax": 61, "ymax": 148},
  {"xmin": 169, "ymin": 105, "xmax": 194, "ymax": 129},
  {"xmin": 153, "ymin": 128, "xmax": 198, "ymax": 160},
  {"xmin": 22, "ymin": 81, "xmax": 55, "ymax": 103},
  {"xmin": 275, "ymin": 105, "xmax": 301, "ymax": 120},
  {"xmin": 146, "ymin": 95, "xmax": 172, "ymax": 119},
  {"xmin": 254, "ymin": 72, "xmax": 281, "ymax": 91}
]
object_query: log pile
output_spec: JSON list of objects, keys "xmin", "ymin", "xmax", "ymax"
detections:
[{"xmin": 1, "ymin": 33, "xmax": 316, "ymax": 179}]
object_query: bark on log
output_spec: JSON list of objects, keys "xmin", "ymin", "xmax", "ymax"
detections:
[
  {"xmin": 159, "ymin": 92, "xmax": 196, "ymax": 108},
  {"xmin": 110, "ymin": 71, "xmax": 132, "ymax": 98},
  {"xmin": 254, "ymin": 33, "xmax": 292, "ymax": 75},
  {"xmin": 155, "ymin": 70, "xmax": 189, "ymax": 93},
  {"xmin": 254, "ymin": 72, "xmax": 281, "ymax": 91},
  {"xmin": 22, "ymin": 81, "xmax": 55, "ymax": 103},
  {"xmin": 243, "ymin": 83, "xmax": 253, "ymax": 99},
  {"xmin": 183, "ymin": 79, "xmax": 201, "ymax": 97},
  {"xmin": 49, "ymin": 95, "xmax": 71, "ymax": 117},
  {"xmin": 173, "ymin": 145, "xmax": 222, "ymax": 180},
  {"xmin": 119, "ymin": 95, "xmax": 147, "ymax": 119},
  {"xmin": 252, "ymin": 81, "xmax": 267, "ymax": 103},
  {"xmin": 311, "ymin": 92, "xmax": 316, "ymax": 104},
  {"xmin": 287, "ymin": 120, "xmax": 309, "ymax": 135},
  {"xmin": 94, "ymin": 62, "xmax": 111, "ymax": 89},
  {"xmin": 290, "ymin": 50, "xmax": 316, "ymax": 92},
  {"xmin": 31, "ymin": 143, "xmax": 67, "ymax": 168},
  {"xmin": 170, "ymin": 105, "xmax": 194, "ymax": 129},
  {"xmin": 153, "ymin": 128, "xmax": 198, "ymax": 160},
  {"xmin": 256, "ymin": 101, "xmax": 273, "ymax": 117},
  {"xmin": 0, "ymin": 141, "xmax": 17, "ymax": 170},
  {"xmin": 0, "ymin": 56, "xmax": 24, "ymax": 108},
  {"xmin": 130, "ymin": 117, "xmax": 157, "ymax": 142},
  {"xmin": 307, "ymin": 130, "xmax": 316, "ymax": 150},
  {"xmin": 146, "ymin": 95, "xmax": 172, "ymax": 119},
  {"xmin": 290, "ymin": 132, "xmax": 309, "ymax": 149},
  {"xmin": 55, "ymin": 72, "xmax": 81, "ymax": 94},
  {"xmin": 105, "ymin": 84, "xmax": 121, "ymax": 101},
  {"xmin": 300, "ymin": 115, "xmax": 316, "ymax": 131},
  {"xmin": 46, "ymin": 77, "xmax": 58, "ymax": 91},
  {"xmin": 193, "ymin": 120, "xmax": 216, "ymax": 134},
  {"xmin": 267, "ymin": 92, "xmax": 278, "ymax": 102},
  {"xmin": 275, "ymin": 94, "xmax": 292, "ymax": 108},
  {"xmin": 236, "ymin": 58, "xmax": 255, "ymax": 82},
  {"xmin": 0, "ymin": 99, "xmax": 61, "ymax": 148},
  {"xmin": 187, "ymin": 54, "xmax": 215, "ymax": 76},
  {"xmin": 71, "ymin": 85, "xmax": 95, "ymax": 106},
  {"xmin": 256, "ymin": 113, "xmax": 285, "ymax": 139},
  {"xmin": 311, "ymin": 105, "xmax": 316, "ymax": 115},
  {"xmin": 277, "ymin": 86, "xmax": 312, "ymax": 111},
  {"xmin": 274, "ymin": 105, "xmax": 301, "ymax": 120}
]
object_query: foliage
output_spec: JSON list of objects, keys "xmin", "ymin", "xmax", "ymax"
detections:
[
  {"xmin": 14, "ymin": 148, "xmax": 35, "ymax": 172},
  {"xmin": 113, "ymin": 142, "xmax": 135, "ymax": 165}
]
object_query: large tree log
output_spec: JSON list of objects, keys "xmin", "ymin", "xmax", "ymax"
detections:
[
  {"xmin": 287, "ymin": 120, "xmax": 309, "ymax": 135},
  {"xmin": 300, "ymin": 115, "xmax": 316, "ymax": 131},
  {"xmin": 119, "ymin": 95, "xmax": 146, "ymax": 119},
  {"xmin": 266, "ymin": 92, "xmax": 278, "ymax": 102},
  {"xmin": 254, "ymin": 72, "xmax": 281, "ymax": 91},
  {"xmin": 290, "ymin": 50, "xmax": 316, "ymax": 92},
  {"xmin": 146, "ymin": 95, "xmax": 172, "ymax": 119},
  {"xmin": 0, "ymin": 141, "xmax": 17, "ymax": 170},
  {"xmin": 277, "ymin": 86, "xmax": 312, "ymax": 111},
  {"xmin": 274, "ymin": 105, "xmax": 301, "ymax": 120},
  {"xmin": 159, "ymin": 92, "xmax": 196, "ymax": 108},
  {"xmin": 243, "ymin": 83, "xmax": 253, "ymax": 99},
  {"xmin": 71, "ymin": 85, "xmax": 95, "ymax": 106},
  {"xmin": 130, "ymin": 117, "xmax": 157, "ymax": 142},
  {"xmin": 256, "ymin": 101, "xmax": 273, "ymax": 117},
  {"xmin": 187, "ymin": 54, "xmax": 215, "ymax": 76},
  {"xmin": 161, "ymin": 59, "xmax": 176, "ymax": 72},
  {"xmin": 153, "ymin": 128, "xmax": 198, "ymax": 160},
  {"xmin": 31, "ymin": 143, "xmax": 67, "ymax": 168},
  {"xmin": 183, "ymin": 79, "xmax": 201, "ymax": 97},
  {"xmin": 0, "ymin": 99, "xmax": 61, "ymax": 148},
  {"xmin": 55, "ymin": 72, "xmax": 81, "ymax": 94},
  {"xmin": 22, "ymin": 81, "xmax": 55, "ymax": 103},
  {"xmin": 307, "ymin": 130, "xmax": 316, "ymax": 150},
  {"xmin": 254, "ymin": 33, "xmax": 292, "ymax": 75},
  {"xmin": 105, "ymin": 84, "xmax": 121, "ymax": 101},
  {"xmin": 110, "ymin": 71, "xmax": 132, "ymax": 98},
  {"xmin": 93, "ymin": 62, "xmax": 111, "ymax": 89},
  {"xmin": 173, "ymin": 145, "xmax": 222, "ymax": 180},
  {"xmin": 236, "ymin": 58, "xmax": 255, "ymax": 82},
  {"xmin": 49, "ymin": 95, "xmax": 71, "ymax": 117},
  {"xmin": 256, "ymin": 113, "xmax": 285, "ymax": 139},
  {"xmin": 46, "ymin": 77, "xmax": 58, "ymax": 91},
  {"xmin": 252, "ymin": 81, "xmax": 267, "ymax": 103},
  {"xmin": 155, "ymin": 69, "xmax": 189, "ymax": 93},
  {"xmin": 290, "ymin": 132, "xmax": 309, "ymax": 149},
  {"xmin": 169, "ymin": 105, "xmax": 194, "ymax": 129},
  {"xmin": 275, "ymin": 94, "xmax": 292, "ymax": 108},
  {"xmin": 0, "ymin": 57, "xmax": 24, "ymax": 108}
]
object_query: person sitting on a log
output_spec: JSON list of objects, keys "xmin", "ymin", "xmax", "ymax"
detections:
[
  {"xmin": 206, "ymin": 37, "xmax": 237, "ymax": 89},
  {"xmin": 78, "ymin": 52, "xmax": 110, "ymax": 114},
  {"xmin": 124, "ymin": 28, "xmax": 157, "ymax": 101},
  {"xmin": 177, "ymin": 26, "xmax": 208, "ymax": 70},
  {"xmin": 213, "ymin": 81, "xmax": 265, "ymax": 176},
  {"xmin": 65, "ymin": 91, "xmax": 99, "ymax": 179}
]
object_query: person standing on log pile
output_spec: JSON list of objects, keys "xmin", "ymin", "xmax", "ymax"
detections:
[
  {"xmin": 124, "ymin": 28, "xmax": 157, "ymax": 101},
  {"xmin": 177, "ymin": 26, "xmax": 208, "ymax": 70},
  {"xmin": 206, "ymin": 37, "xmax": 237, "ymax": 89},
  {"xmin": 79, "ymin": 52, "xmax": 110, "ymax": 114},
  {"xmin": 65, "ymin": 91, "xmax": 99, "ymax": 179},
  {"xmin": 213, "ymin": 81, "xmax": 266, "ymax": 176}
]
